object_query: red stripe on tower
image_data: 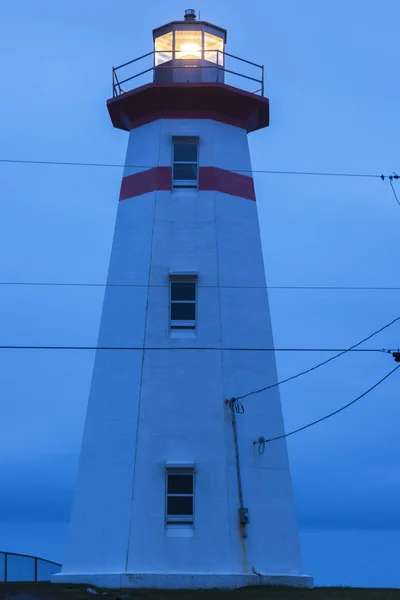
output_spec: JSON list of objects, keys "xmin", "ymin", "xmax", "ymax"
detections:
[
  {"xmin": 199, "ymin": 167, "xmax": 255, "ymax": 201},
  {"xmin": 119, "ymin": 167, "xmax": 171, "ymax": 200},
  {"xmin": 119, "ymin": 167, "xmax": 255, "ymax": 202}
]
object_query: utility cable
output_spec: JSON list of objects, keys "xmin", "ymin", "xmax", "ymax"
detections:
[
  {"xmin": 0, "ymin": 157, "xmax": 395, "ymax": 179},
  {"xmin": 389, "ymin": 178, "xmax": 400, "ymax": 207},
  {"xmin": 235, "ymin": 315, "xmax": 400, "ymax": 401},
  {"xmin": 0, "ymin": 345, "xmax": 392, "ymax": 352},
  {"xmin": 254, "ymin": 364, "xmax": 400, "ymax": 450},
  {"xmin": 0, "ymin": 281, "xmax": 400, "ymax": 291}
]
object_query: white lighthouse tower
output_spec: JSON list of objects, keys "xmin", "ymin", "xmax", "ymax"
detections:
[{"xmin": 53, "ymin": 11, "xmax": 312, "ymax": 589}]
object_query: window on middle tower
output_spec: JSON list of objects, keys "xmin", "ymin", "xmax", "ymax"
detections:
[
  {"xmin": 166, "ymin": 468, "xmax": 194, "ymax": 525},
  {"xmin": 170, "ymin": 279, "xmax": 196, "ymax": 330},
  {"xmin": 172, "ymin": 136, "xmax": 199, "ymax": 189}
]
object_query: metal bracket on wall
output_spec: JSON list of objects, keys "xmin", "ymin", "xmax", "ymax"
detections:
[{"xmin": 226, "ymin": 398, "xmax": 250, "ymax": 537}]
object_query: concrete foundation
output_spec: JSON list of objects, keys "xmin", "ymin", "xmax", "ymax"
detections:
[{"xmin": 52, "ymin": 571, "xmax": 313, "ymax": 589}]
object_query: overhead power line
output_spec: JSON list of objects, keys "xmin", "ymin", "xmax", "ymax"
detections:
[
  {"xmin": 0, "ymin": 281, "xmax": 399, "ymax": 291},
  {"xmin": 254, "ymin": 364, "xmax": 400, "ymax": 450},
  {"xmin": 0, "ymin": 345, "xmax": 392, "ymax": 352},
  {"xmin": 0, "ymin": 157, "xmax": 396, "ymax": 180},
  {"xmin": 234, "ymin": 315, "xmax": 400, "ymax": 401},
  {"xmin": 389, "ymin": 178, "xmax": 400, "ymax": 206},
  {"xmin": 268, "ymin": 286, "xmax": 400, "ymax": 291}
]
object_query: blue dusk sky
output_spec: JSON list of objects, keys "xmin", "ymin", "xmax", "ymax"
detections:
[{"xmin": 0, "ymin": 0, "xmax": 399, "ymax": 588}]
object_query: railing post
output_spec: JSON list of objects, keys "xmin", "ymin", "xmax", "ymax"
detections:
[
  {"xmin": 34, "ymin": 557, "xmax": 38, "ymax": 581},
  {"xmin": 4, "ymin": 553, "xmax": 7, "ymax": 582},
  {"xmin": 261, "ymin": 64, "xmax": 264, "ymax": 96}
]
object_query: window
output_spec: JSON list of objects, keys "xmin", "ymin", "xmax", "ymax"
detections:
[
  {"xmin": 155, "ymin": 32, "xmax": 173, "ymax": 66},
  {"xmin": 166, "ymin": 469, "xmax": 194, "ymax": 525},
  {"xmin": 204, "ymin": 32, "xmax": 224, "ymax": 66},
  {"xmin": 172, "ymin": 136, "xmax": 198, "ymax": 189},
  {"xmin": 175, "ymin": 30, "xmax": 202, "ymax": 60},
  {"xmin": 170, "ymin": 279, "xmax": 196, "ymax": 330},
  {"xmin": 154, "ymin": 28, "xmax": 225, "ymax": 67}
]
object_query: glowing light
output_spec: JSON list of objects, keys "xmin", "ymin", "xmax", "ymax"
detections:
[{"xmin": 179, "ymin": 42, "xmax": 202, "ymax": 59}]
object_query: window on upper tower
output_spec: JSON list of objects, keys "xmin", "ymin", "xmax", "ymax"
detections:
[
  {"xmin": 175, "ymin": 30, "xmax": 202, "ymax": 60},
  {"xmin": 166, "ymin": 467, "xmax": 194, "ymax": 525},
  {"xmin": 170, "ymin": 278, "xmax": 196, "ymax": 331},
  {"xmin": 204, "ymin": 32, "xmax": 224, "ymax": 65},
  {"xmin": 155, "ymin": 31, "xmax": 173, "ymax": 66},
  {"xmin": 172, "ymin": 136, "xmax": 199, "ymax": 189}
]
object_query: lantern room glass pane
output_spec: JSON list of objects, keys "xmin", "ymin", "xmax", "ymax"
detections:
[
  {"xmin": 175, "ymin": 30, "xmax": 202, "ymax": 60},
  {"xmin": 204, "ymin": 32, "xmax": 224, "ymax": 65},
  {"xmin": 155, "ymin": 32, "xmax": 173, "ymax": 65}
]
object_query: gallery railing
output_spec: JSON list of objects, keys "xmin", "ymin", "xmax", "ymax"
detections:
[{"xmin": 112, "ymin": 50, "xmax": 264, "ymax": 97}]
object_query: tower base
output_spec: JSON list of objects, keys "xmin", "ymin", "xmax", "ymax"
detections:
[{"xmin": 52, "ymin": 571, "xmax": 313, "ymax": 589}]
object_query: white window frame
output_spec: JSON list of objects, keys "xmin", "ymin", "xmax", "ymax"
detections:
[
  {"xmin": 169, "ymin": 276, "xmax": 197, "ymax": 331},
  {"xmin": 165, "ymin": 467, "xmax": 195, "ymax": 526},
  {"xmin": 172, "ymin": 136, "xmax": 199, "ymax": 189}
]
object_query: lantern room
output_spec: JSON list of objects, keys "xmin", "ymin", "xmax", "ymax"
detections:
[{"xmin": 153, "ymin": 9, "xmax": 227, "ymax": 83}]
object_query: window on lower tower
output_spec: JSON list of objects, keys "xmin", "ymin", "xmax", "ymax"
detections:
[
  {"xmin": 170, "ymin": 279, "xmax": 196, "ymax": 330},
  {"xmin": 172, "ymin": 136, "xmax": 199, "ymax": 188},
  {"xmin": 166, "ymin": 468, "xmax": 194, "ymax": 525}
]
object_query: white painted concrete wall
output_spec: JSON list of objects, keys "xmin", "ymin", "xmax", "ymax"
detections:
[
  {"xmin": 123, "ymin": 119, "xmax": 252, "ymax": 178},
  {"xmin": 58, "ymin": 119, "xmax": 308, "ymax": 586}
]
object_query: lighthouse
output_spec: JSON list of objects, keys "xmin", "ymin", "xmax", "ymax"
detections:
[{"xmin": 53, "ymin": 11, "xmax": 312, "ymax": 589}]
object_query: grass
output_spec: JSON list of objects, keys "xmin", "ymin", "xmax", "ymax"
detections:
[{"xmin": 0, "ymin": 583, "xmax": 400, "ymax": 600}]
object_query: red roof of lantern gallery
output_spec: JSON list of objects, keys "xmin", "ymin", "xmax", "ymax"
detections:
[{"xmin": 107, "ymin": 82, "xmax": 270, "ymax": 133}]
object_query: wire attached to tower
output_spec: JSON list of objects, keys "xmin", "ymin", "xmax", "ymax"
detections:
[
  {"xmin": 230, "ymin": 315, "xmax": 400, "ymax": 402},
  {"xmin": 253, "ymin": 363, "xmax": 400, "ymax": 449}
]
